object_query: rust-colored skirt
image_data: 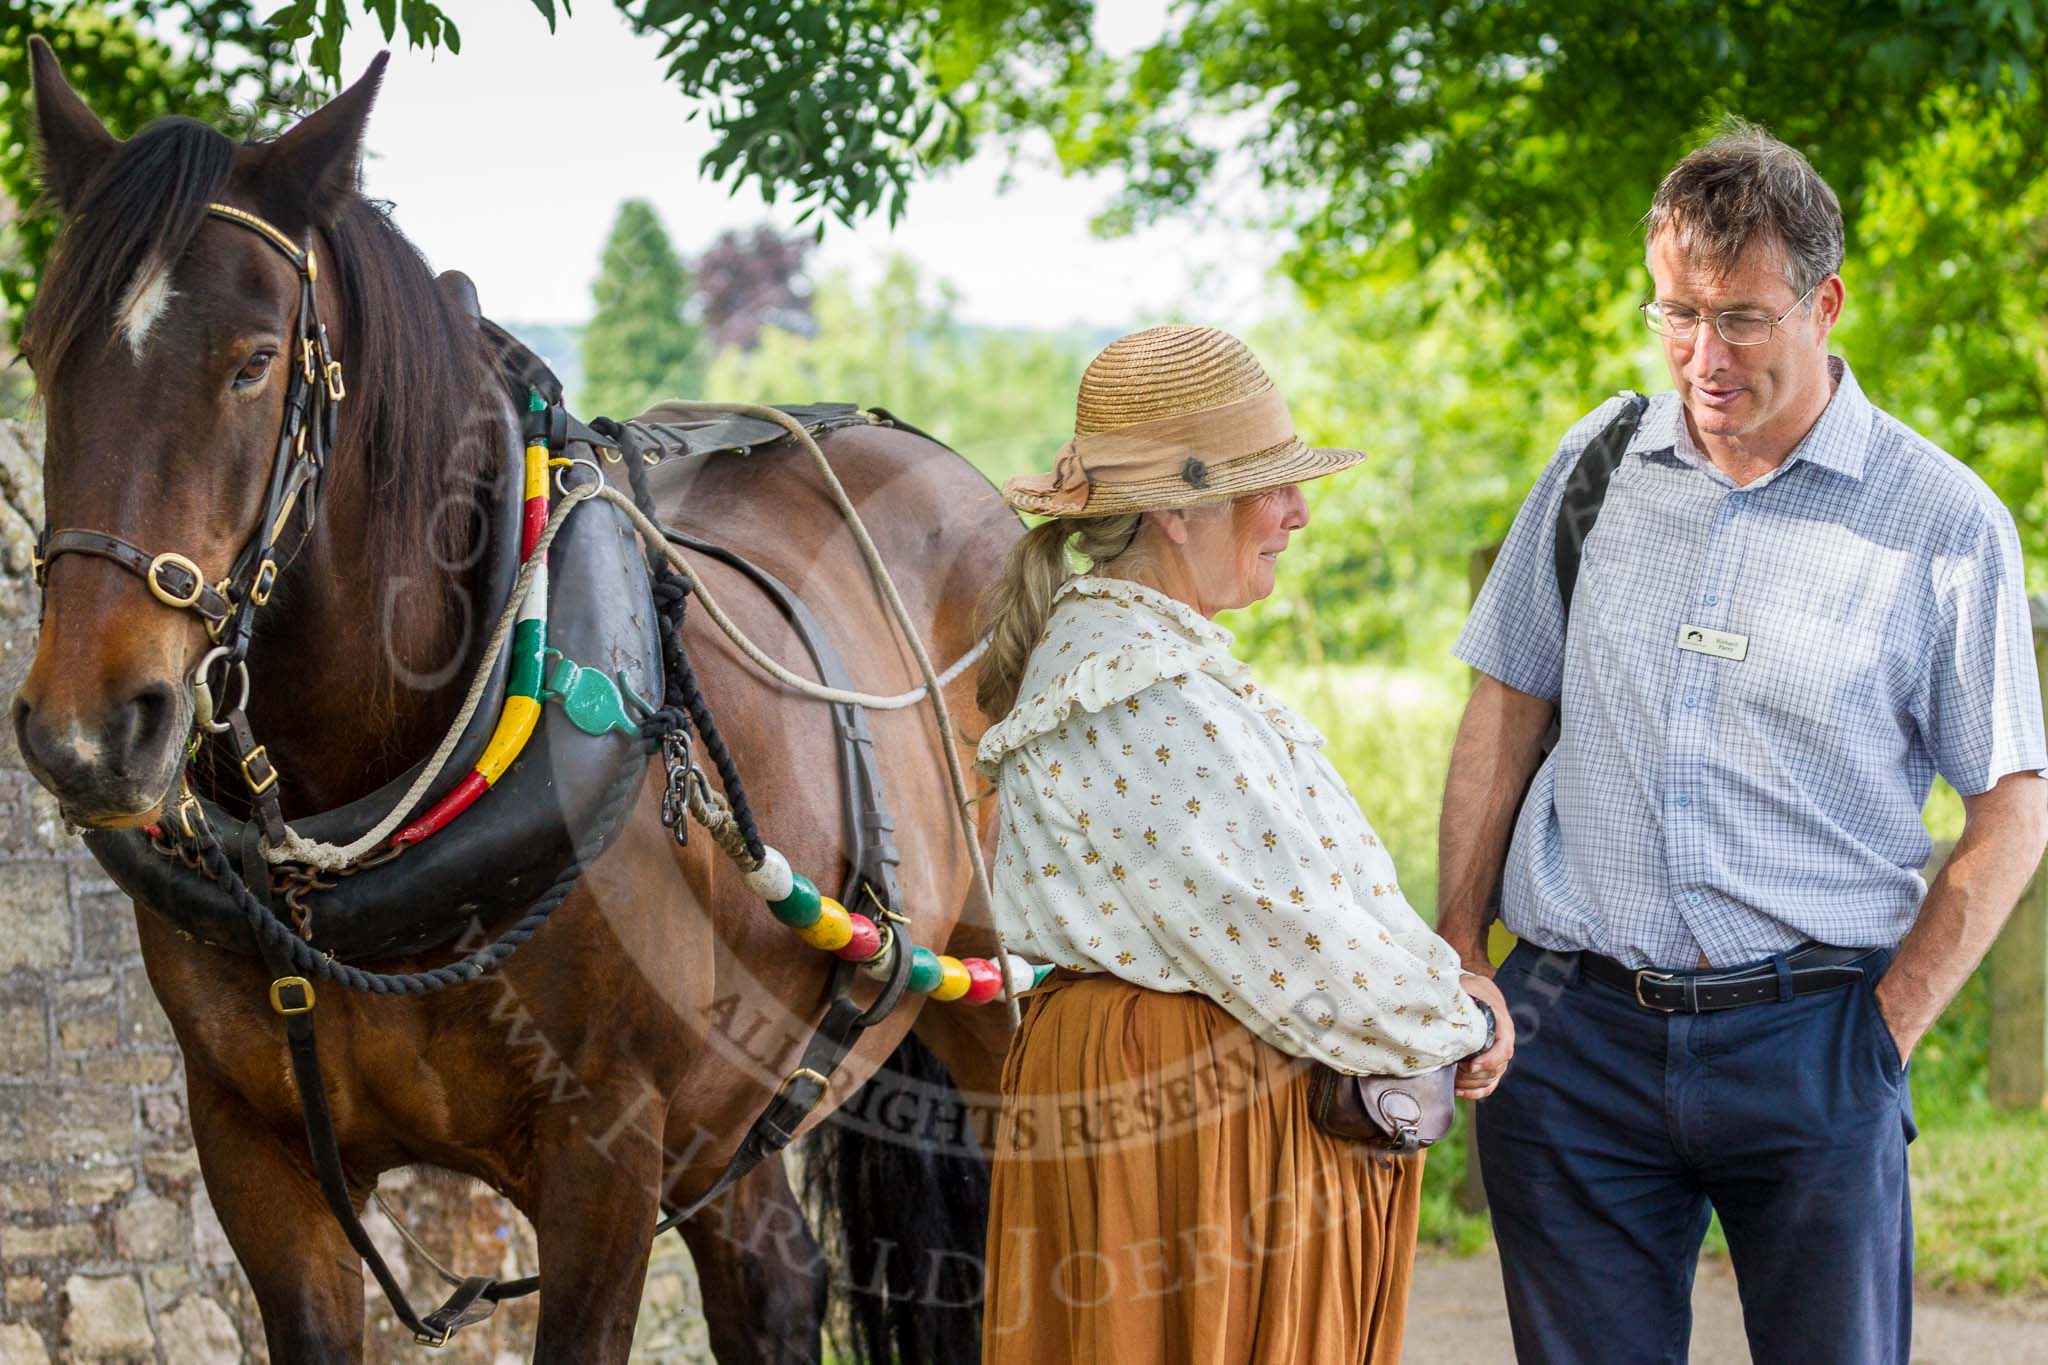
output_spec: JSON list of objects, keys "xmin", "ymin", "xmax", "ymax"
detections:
[{"xmin": 983, "ymin": 974, "xmax": 1424, "ymax": 1364}]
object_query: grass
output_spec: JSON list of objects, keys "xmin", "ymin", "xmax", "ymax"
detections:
[{"xmin": 1270, "ymin": 659, "xmax": 2048, "ymax": 1296}]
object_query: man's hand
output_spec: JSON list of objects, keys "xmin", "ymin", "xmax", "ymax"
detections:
[
  {"xmin": 1870, "ymin": 982, "xmax": 1923, "ymax": 1067},
  {"xmin": 1455, "ymin": 971, "xmax": 1514, "ymax": 1100},
  {"xmin": 1877, "ymin": 771, "xmax": 2047, "ymax": 1072}
]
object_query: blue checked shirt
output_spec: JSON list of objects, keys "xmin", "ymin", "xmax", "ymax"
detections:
[{"xmin": 1455, "ymin": 358, "xmax": 2047, "ymax": 970}]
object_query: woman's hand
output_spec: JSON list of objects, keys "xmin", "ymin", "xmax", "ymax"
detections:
[{"xmin": 1455, "ymin": 972, "xmax": 1515, "ymax": 1100}]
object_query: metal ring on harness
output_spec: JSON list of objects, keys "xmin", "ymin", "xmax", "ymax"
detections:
[
  {"xmin": 192, "ymin": 645, "xmax": 250, "ymax": 734},
  {"xmin": 549, "ymin": 456, "xmax": 603, "ymax": 500}
]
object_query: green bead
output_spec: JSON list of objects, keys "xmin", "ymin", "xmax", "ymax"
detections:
[
  {"xmin": 908, "ymin": 946, "xmax": 944, "ymax": 994},
  {"xmin": 769, "ymin": 873, "xmax": 822, "ymax": 928},
  {"xmin": 1031, "ymin": 963, "xmax": 1057, "ymax": 988}
]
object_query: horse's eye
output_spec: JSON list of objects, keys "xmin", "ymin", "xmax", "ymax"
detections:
[{"xmin": 233, "ymin": 350, "xmax": 275, "ymax": 389}]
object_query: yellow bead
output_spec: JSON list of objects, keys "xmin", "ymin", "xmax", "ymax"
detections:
[
  {"xmin": 931, "ymin": 955, "xmax": 972, "ymax": 1002},
  {"xmin": 798, "ymin": 897, "xmax": 853, "ymax": 952}
]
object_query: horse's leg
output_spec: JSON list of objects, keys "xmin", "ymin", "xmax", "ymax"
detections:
[
  {"xmin": 677, "ymin": 1154, "xmax": 828, "ymax": 1365},
  {"xmin": 527, "ymin": 1090, "xmax": 665, "ymax": 1364},
  {"xmin": 186, "ymin": 1066, "xmax": 367, "ymax": 1361}
]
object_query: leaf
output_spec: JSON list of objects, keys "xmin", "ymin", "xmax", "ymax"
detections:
[{"xmin": 529, "ymin": 0, "xmax": 558, "ymax": 33}]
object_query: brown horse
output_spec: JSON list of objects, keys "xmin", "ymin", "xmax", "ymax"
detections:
[{"xmin": 10, "ymin": 41, "xmax": 1020, "ymax": 1364}]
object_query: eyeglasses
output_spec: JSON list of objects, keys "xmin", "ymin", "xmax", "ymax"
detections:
[{"xmin": 1640, "ymin": 284, "xmax": 1817, "ymax": 347}]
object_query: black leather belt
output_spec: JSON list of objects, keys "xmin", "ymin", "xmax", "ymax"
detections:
[{"xmin": 1581, "ymin": 944, "xmax": 1875, "ymax": 1013}]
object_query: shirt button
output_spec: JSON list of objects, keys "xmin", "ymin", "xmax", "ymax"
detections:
[
  {"xmin": 1684, "ymin": 694, "xmax": 1698, "ymax": 708},
  {"xmin": 1705, "ymin": 594, "xmax": 1719, "ymax": 605},
  {"xmin": 1677, "ymin": 795, "xmax": 1692, "ymax": 808}
]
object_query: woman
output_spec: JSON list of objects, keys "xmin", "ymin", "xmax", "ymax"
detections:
[{"xmin": 974, "ymin": 324, "xmax": 1513, "ymax": 1363}]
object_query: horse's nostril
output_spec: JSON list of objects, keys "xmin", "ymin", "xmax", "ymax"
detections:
[{"xmin": 108, "ymin": 680, "xmax": 180, "ymax": 774}]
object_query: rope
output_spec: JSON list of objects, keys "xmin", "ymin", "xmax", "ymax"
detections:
[
  {"xmin": 619, "ymin": 401, "xmax": 1021, "ymax": 1026},
  {"xmin": 267, "ymin": 483, "xmax": 599, "ymax": 869},
  {"xmin": 371, "ymin": 1191, "xmax": 476, "ymax": 1291},
  {"xmin": 595, "ymin": 486, "xmax": 991, "ymax": 710}
]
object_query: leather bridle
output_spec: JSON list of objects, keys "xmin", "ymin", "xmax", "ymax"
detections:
[{"xmin": 32, "ymin": 202, "xmax": 345, "ymax": 843}]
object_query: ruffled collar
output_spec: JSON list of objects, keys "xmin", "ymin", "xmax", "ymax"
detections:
[
  {"xmin": 1053, "ymin": 574, "xmax": 1236, "ymax": 651},
  {"xmin": 975, "ymin": 574, "xmax": 1323, "ymax": 772}
]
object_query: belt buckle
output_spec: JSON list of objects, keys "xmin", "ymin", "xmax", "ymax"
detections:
[{"xmin": 1634, "ymin": 969, "xmax": 1679, "ymax": 1011}]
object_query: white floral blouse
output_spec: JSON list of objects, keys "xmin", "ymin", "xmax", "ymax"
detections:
[{"xmin": 975, "ymin": 575, "xmax": 1481, "ymax": 1076}]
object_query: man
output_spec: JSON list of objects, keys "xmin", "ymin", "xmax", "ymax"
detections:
[{"xmin": 1439, "ymin": 123, "xmax": 2048, "ymax": 1364}]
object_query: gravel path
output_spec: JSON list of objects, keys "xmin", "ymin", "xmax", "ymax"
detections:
[{"xmin": 1405, "ymin": 1252, "xmax": 2048, "ymax": 1363}]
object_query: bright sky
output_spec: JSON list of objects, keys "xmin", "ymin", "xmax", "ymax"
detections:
[{"xmin": 325, "ymin": 0, "xmax": 1284, "ymax": 330}]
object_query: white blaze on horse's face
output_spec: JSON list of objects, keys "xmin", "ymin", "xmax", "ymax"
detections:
[{"xmin": 115, "ymin": 258, "xmax": 176, "ymax": 356}]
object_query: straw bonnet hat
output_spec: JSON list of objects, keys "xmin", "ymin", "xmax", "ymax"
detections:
[{"xmin": 1002, "ymin": 324, "xmax": 1364, "ymax": 518}]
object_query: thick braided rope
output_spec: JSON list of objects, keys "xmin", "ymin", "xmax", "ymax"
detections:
[{"xmin": 625, "ymin": 449, "xmax": 768, "ymax": 864}]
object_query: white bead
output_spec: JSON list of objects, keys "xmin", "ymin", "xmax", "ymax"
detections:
[
  {"xmin": 742, "ymin": 847, "xmax": 793, "ymax": 902},
  {"xmin": 860, "ymin": 931, "xmax": 899, "ymax": 982},
  {"xmin": 1003, "ymin": 955, "xmax": 1039, "ymax": 995}
]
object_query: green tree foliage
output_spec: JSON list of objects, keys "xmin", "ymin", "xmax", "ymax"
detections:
[
  {"xmin": 0, "ymin": 2, "xmax": 304, "ymax": 341},
  {"xmin": 580, "ymin": 198, "xmax": 704, "ymax": 419},
  {"xmin": 703, "ymin": 255, "xmax": 1092, "ymax": 488},
  {"xmin": 274, "ymin": 0, "xmax": 1094, "ymax": 227},
  {"xmin": 1022, "ymin": 3, "xmax": 2047, "ymax": 303}
]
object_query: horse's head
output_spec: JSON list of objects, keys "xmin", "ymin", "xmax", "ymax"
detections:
[{"xmin": 11, "ymin": 39, "xmax": 387, "ymax": 827}]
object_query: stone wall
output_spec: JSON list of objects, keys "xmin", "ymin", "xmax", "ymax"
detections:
[{"xmin": 0, "ymin": 419, "xmax": 713, "ymax": 1361}]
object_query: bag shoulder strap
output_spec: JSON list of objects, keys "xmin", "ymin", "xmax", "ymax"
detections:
[{"xmin": 1552, "ymin": 391, "xmax": 1651, "ymax": 620}]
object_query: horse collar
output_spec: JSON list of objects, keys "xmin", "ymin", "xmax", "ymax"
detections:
[{"xmin": 33, "ymin": 203, "xmax": 345, "ymax": 841}]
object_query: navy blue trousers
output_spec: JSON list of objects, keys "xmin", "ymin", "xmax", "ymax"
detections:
[{"xmin": 1476, "ymin": 942, "xmax": 1916, "ymax": 1365}]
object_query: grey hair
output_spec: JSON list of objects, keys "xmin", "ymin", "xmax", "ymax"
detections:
[{"xmin": 1643, "ymin": 119, "xmax": 1844, "ymax": 297}]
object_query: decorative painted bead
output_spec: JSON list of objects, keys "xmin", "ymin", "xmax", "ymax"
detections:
[
  {"xmin": 797, "ymin": 897, "xmax": 853, "ymax": 951},
  {"xmin": 931, "ymin": 955, "xmax": 972, "ymax": 1002},
  {"xmin": 859, "ymin": 928, "xmax": 899, "ymax": 981},
  {"xmin": 836, "ymin": 912, "xmax": 883, "ymax": 962},
  {"xmin": 768, "ymin": 873, "xmax": 822, "ymax": 928},
  {"xmin": 1002, "ymin": 955, "xmax": 1039, "ymax": 996},
  {"xmin": 907, "ymin": 946, "xmax": 944, "ymax": 994},
  {"xmin": 742, "ymin": 847, "xmax": 794, "ymax": 902},
  {"xmin": 962, "ymin": 958, "xmax": 1002, "ymax": 1005}
]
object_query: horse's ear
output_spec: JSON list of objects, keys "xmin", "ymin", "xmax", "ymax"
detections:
[
  {"xmin": 29, "ymin": 35, "xmax": 119, "ymax": 214},
  {"xmin": 262, "ymin": 51, "xmax": 390, "ymax": 216}
]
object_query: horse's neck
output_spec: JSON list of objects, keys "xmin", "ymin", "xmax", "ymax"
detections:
[{"xmin": 241, "ymin": 394, "xmax": 513, "ymax": 815}]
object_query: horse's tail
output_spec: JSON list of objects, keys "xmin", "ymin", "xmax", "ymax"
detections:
[{"xmin": 804, "ymin": 1030, "xmax": 993, "ymax": 1365}]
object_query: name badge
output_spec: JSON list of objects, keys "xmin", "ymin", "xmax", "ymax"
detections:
[{"xmin": 1677, "ymin": 624, "xmax": 1748, "ymax": 661}]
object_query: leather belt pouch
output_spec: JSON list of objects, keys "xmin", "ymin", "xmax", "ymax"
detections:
[{"xmin": 1306, "ymin": 1063, "xmax": 1457, "ymax": 1154}]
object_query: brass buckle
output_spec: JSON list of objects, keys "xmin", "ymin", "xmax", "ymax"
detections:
[
  {"xmin": 240, "ymin": 745, "xmax": 278, "ymax": 795},
  {"xmin": 413, "ymin": 1321, "xmax": 452, "ymax": 1348},
  {"xmin": 268, "ymin": 976, "xmax": 315, "ymax": 1015},
  {"xmin": 325, "ymin": 360, "xmax": 346, "ymax": 402},
  {"xmin": 774, "ymin": 1067, "xmax": 831, "ymax": 1113},
  {"xmin": 249, "ymin": 558, "xmax": 278, "ymax": 606},
  {"xmin": 1634, "ymin": 970, "xmax": 1679, "ymax": 1011},
  {"xmin": 299, "ymin": 336, "xmax": 317, "ymax": 383},
  {"xmin": 30, "ymin": 543, "xmax": 45, "ymax": 585},
  {"xmin": 146, "ymin": 551, "xmax": 205, "ymax": 609}
]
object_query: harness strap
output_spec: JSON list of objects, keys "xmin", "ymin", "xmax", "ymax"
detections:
[
  {"xmin": 33, "ymin": 529, "xmax": 234, "ymax": 623},
  {"xmin": 256, "ymin": 938, "xmax": 533, "ymax": 1345}
]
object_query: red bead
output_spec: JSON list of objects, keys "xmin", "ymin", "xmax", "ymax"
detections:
[
  {"xmin": 962, "ymin": 957, "xmax": 1003, "ymax": 1005},
  {"xmin": 836, "ymin": 912, "xmax": 884, "ymax": 962}
]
